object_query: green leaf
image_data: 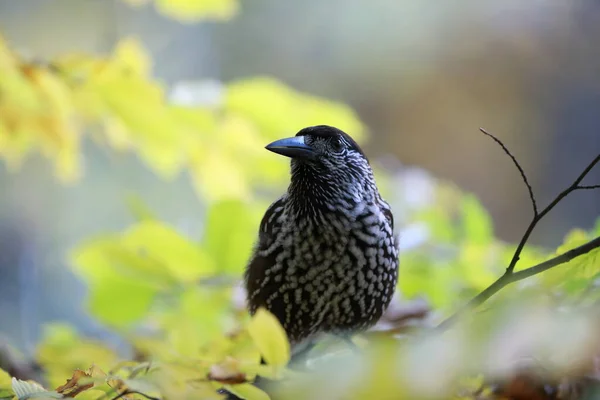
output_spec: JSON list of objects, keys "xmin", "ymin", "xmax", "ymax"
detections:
[
  {"xmin": 204, "ymin": 200, "xmax": 259, "ymax": 273},
  {"xmin": 87, "ymin": 272, "xmax": 157, "ymax": 327},
  {"xmin": 11, "ymin": 378, "xmax": 62, "ymax": 399},
  {"xmin": 0, "ymin": 369, "xmax": 12, "ymax": 400},
  {"xmin": 594, "ymin": 217, "xmax": 600, "ymax": 236},
  {"xmin": 414, "ymin": 206, "xmax": 456, "ymax": 243},
  {"xmin": 461, "ymin": 194, "xmax": 493, "ymax": 245},
  {"xmin": 190, "ymin": 147, "xmax": 252, "ymax": 202},
  {"xmin": 161, "ymin": 287, "xmax": 230, "ymax": 355},
  {"xmin": 400, "ymin": 253, "xmax": 458, "ymax": 310},
  {"xmin": 122, "ymin": 221, "xmax": 216, "ymax": 282},
  {"xmin": 125, "ymin": 193, "xmax": 158, "ymax": 222},
  {"xmin": 67, "ymin": 390, "xmax": 107, "ymax": 400},
  {"xmin": 248, "ymin": 308, "xmax": 290, "ymax": 368},
  {"xmin": 539, "ymin": 228, "xmax": 600, "ymax": 294},
  {"xmin": 123, "ymin": 0, "xmax": 239, "ymax": 21},
  {"xmin": 224, "ymin": 383, "xmax": 270, "ymax": 400},
  {"xmin": 225, "ymin": 77, "xmax": 365, "ymax": 142},
  {"xmin": 556, "ymin": 228, "xmax": 590, "ymax": 255},
  {"xmin": 71, "ymin": 236, "xmax": 165, "ymax": 287},
  {"xmin": 457, "ymin": 242, "xmax": 499, "ymax": 290},
  {"xmin": 70, "ymin": 237, "xmax": 162, "ymax": 326}
]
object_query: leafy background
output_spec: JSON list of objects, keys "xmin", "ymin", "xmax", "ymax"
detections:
[{"xmin": 0, "ymin": 0, "xmax": 599, "ymax": 399}]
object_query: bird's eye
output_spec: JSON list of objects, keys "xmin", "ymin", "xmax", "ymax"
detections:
[{"xmin": 331, "ymin": 138, "xmax": 344, "ymax": 152}]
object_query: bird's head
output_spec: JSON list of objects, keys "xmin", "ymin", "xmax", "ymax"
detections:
[{"xmin": 265, "ymin": 125, "xmax": 370, "ymax": 177}]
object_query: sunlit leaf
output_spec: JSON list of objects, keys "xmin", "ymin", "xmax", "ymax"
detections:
[
  {"xmin": 125, "ymin": 193, "xmax": 158, "ymax": 222},
  {"xmin": 0, "ymin": 369, "xmax": 12, "ymax": 400},
  {"xmin": 122, "ymin": 221, "xmax": 216, "ymax": 282},
  {"xmin": 460, "ymin": 194, "xmax": 493, "ymax": 245},
  {"xmin": 88, "ymin": 272, "xmax": 157, "ymax": 327},
  {"xmin": 400, "ymin": 252, "xmax": 458, "ymax": 310},
  {"xmin": 224, "ymin": 383, "xmax": 270, "ymax": 400},
  {"xmin": 204, "ymin": 200, "xmax": 259, "ymax": 273},
  {"xmin": 539, "ymin": 228, "xmax": 600, "ymax": 295},
  {"xmin": 112, "ymin": 38, "xmax": 151, "ymax": 77},
  {"xmin": 414, "ymin": 205, "xmax": 456, "ymax": 243},
  {"xmin": 122, "ymin": 0, "xmax": 239, "ymax": 21},
  {"xmin": 68, "ymin": 389, "xmax": 107, "ymax": 400},
  {"xmin": 71, "ymin": 236, "xmax": 170, "ymax": 287},
  {"xmin": 457, "ymin": 242, "xmax": 499, "ymax": 290},
  {"xmin": 37, "ymin": 325, "xmax": 119, "ymax": 389},
  {"xmin": 161, "ymin": 287, "xmax": 231, "ymax": 355},
  {"xmin": 225, "ymin": 77, "xmax": 365, "ymax": 142},
  {"xmin": 190, "ymin": 147, "xmax": 251, "ymax": 202},
  {"xmin": 247, "ymin": 308, "xmax": 290, "ymax": 368},
  {"xmin": 155, "ymin": 0, "xmax": 238, "ymax": 21}
]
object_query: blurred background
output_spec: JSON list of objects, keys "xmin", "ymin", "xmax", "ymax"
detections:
[{"xmin": 0, "ymin": 0, "xmax": 598, "ymax": 358}]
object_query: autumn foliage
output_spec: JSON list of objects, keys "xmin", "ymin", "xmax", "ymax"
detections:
[{"xmin": 1, "ymin": 1, "xmax": 600, "ymax": 399}]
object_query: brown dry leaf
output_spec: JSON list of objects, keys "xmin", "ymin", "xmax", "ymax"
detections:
[
  {"xmin": 55, "ymin": 369, "xmax": 93, "ymax": 398},
  {"xmin": 489, "ymin": 370, "xmax": 558, "ymax": 400},
  {"xmin": 207, "ymin": 357, "xmax": 247, "ymax": 385},
  {"xmin": 107, "ymin": 375, "xmax": 136, "ymax": 400}
]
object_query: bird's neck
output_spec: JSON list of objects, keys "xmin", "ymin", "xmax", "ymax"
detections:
[{"xmin": 286, "ymin": 162, "xmax": 374, "ymax": 221}]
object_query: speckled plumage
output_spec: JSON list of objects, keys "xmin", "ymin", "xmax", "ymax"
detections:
[{"xmin": 244, "ymin": 125, "xmax": 399, "ymax": 347}]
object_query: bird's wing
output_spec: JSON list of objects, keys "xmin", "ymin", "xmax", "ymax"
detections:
[
  {"xmin": 378, "ymin": 197, "xmax": 394, "ymax": 231},
  {"xmin": 244, "ymin": 196, "xmax": 287, "ymax": 315},
  {"xmin": 257, "ymin": 196, "xmax": 286, "ymax": 247}
]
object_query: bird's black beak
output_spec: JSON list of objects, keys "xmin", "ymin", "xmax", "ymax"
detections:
[{"xmin": 265, "ymin": 136, "xmax": 316, "ymax": 160}]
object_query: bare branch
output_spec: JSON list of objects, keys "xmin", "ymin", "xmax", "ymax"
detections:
[
  {"xmin": 439, "ymin": 130, "xmax": 600, "ymax": 330},
  {"xmin": 577, "ymin": 184, "xmax": 600, "ymax": 190},
  {"xmin": 439, "ymin": 235, "xmax": 600, "ymax": 330},
  {"xmin": 510, "ymin": 236, "xmax": 600, "ymax": 281},
  {"xmin": 480, "ymin": 128, "xmax": 537, "ymax": 215},
  {"xmin": 504, "ymin": 152, "xmax": 600, "ymax": 274}
]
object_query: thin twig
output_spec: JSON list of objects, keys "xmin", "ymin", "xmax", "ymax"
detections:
[
  {"xmin": 505, "ymin": 153, "xmax": 600, "ymax": 274},
  {"xmin": 438, "ymin": 130, "xmax": 600, "ymax": 330},
  {"xmin": 577, "ymin": 184, "xmax": 600, "ymax": 190},
  {"xmin": 480, "ymin": 128, "xmax": 537, "ymax": 215},
  {"xmin": 438, "ymin": 235, "xmax": 600, "ymax": 329}
]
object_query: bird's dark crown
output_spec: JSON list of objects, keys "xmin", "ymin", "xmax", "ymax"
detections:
[{"xmin": 295, "ymin": 125, "xmax": 366, "ymax": 159}]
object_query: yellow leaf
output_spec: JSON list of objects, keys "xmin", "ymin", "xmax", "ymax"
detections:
[
  {"xmin": 556, "ymin": 228, "xmax": 590, "ymax": 255},
  {"xmin": 88, "ymin": 274, "xmax": 157, "ymax": 326},
  {"xmin": 0, "ymin": 369, "xmax": 10, "ymax": 387},
  {"xmin": 224, "ymin": 383, "xmax": 270, "ymax": 400},
  {"xmin": 103, "ymin": 117, "xmax": 134, "ymax": 150},
  {"xmin": 0, "ymin": 368, "xmax": 12, "ymax": 399},
  {"xmin": 69, "ymin": 389, "xmax": 108, "ymax": 400},
  {"xmin": 190, "ymin": 148, "xmax": 251, "ymax": 202},
  {"xmin": 154, "ymin": 0, "xmax": 239, "ymax": 21},
  {"xmin": 112, "ymin": 38, "xmax": 151, "ymax": 77},
  {"xmin": 461, "ymin": 194, "xmax": 493, "ymax": 245},
  {"xmin": 247, "ymin": 308, "xmax": 290, "ymax": 368},
  {"xmin": 163, "ymin": 287, "xmax": 230, "ymax": 354},
  {"xmin": 458, "ymin": 242, "xmax": 498, "ymax": 290},
  {"xmin": 226, "ymin": 77, "xmax": 365, "ymax": 142},
  {"xmin": 122, "ymin": 221, "xmax": 216, "ymax": 282},
  {"xmin": 204, "ymin": 200, "xmax": 259, "ymax": 273},
  {"xmin": 71, "ymin": 236, "xmax": 170, "ymax": 287}
]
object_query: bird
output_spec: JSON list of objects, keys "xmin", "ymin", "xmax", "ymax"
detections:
[{"xmin": 244, "ymin": 125, "xmax": 400, "ymax": 354}]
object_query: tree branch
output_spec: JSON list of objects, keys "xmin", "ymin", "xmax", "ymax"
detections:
[
  {"xmin": 437, "ymin": 128, "xmax": 600, "ymax": 330},
  {"xmin": 480, "ymin": 128, "xmax": 537, "ymax": 215},
  {"xmin": 439, "ymin": 235, "xmax": 600, "ymax": 330},
  {"xmin": 577, "ymin": 184, "xmax": 600, "ymax": 190},
  {"xmin": 503, "ymin": 153, "xmax": 599, "ymax": 274}
]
